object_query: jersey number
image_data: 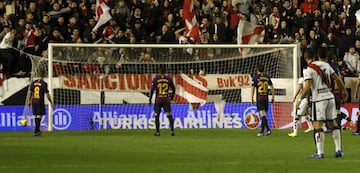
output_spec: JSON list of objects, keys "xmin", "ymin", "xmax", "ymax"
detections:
[
  {"xmin": 33, "ymin": 86, "xmax": 40, "ymax": 99},
  {"xmin": 257, "ymin": 81, "xmax": 268, "ymax": 94},
  {"xmin": 157, "ymin": 83, "xmax": 169, "ymax": 95}
]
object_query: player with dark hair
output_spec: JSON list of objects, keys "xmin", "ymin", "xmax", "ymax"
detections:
[
  {"xmin": 251, "ymin": 64, "xmax": 275, "ymax": 136},
  {"xmin": 353, "ymin": 75, "xmax": 360, "ymax": 136},
  {"xmin": 149, "ymin": 65, "xmax": 176, "ymax": 136},
  {"xmin": 297, "ymin": 48, "xmax": 348, "ymax": 159},
  {"xmin": 26, "ymin": 70, "xmax": 54, "ymax": 136},
  {"xmin": 318, "ymin": 48, "xmax": 350, "ymax": 133}
]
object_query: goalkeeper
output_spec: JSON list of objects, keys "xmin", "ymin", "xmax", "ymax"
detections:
[{"xmin": 149, "ymin": 65, "xmax": 176, "ymax": 136}]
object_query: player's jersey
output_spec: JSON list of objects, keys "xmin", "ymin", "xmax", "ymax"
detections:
[
  {"xmin": 252, "ymin": 73, "xmax": 273, "ymax": 101},
  {"xmin": 150, "ymin": 75, "xmax": 175, "ymax": 103},
  {"xmin": 30, "ymin": 79, "xmax": 49, "ymax": 105},
  {"xmin": 304, "ymin": 61, "xmax": 334, "ymax": 102},
  {"xmin": 330, "ymin": 63, "xmax": 343, "ymax": 99}
]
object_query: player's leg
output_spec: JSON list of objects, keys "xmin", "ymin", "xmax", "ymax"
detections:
[
  {"xmin": 32, "ymin": 104, "xmax": 44, "ymax": 136},
  {"xmin": 289, "ymin": 99, "xmax": 308, "ymax": 137},
  {"xmin": 34, "ymin": 115, "xmax": 42, "ymax": 135},
  {"xmin": 154, "ymin": 103, "xmax": 161, "ymax": 136},
  {"xmin": 288, "ymin": 114, "xmax": 300, "ymax": 137},
  {"xmin": 354, "ymin": 115, "xmax": 360, "ymax": 135},
  {"xmin": 325, "ymin": 99, "xmax": 343, "ymax": 158},
  {"xmin": 164, "ymin": 102, "xmax": 175, "ymax": 136},
  {"xmin": 304, "ymin": 115, "xmax": 314, "ymax": 132},
  {"xmin": 310, "ymin": 101, "xmax": 326, "ymax": 158},
  {"xmin": 257, "ymin": 99, "xmax": 271, "ymax": 136}
]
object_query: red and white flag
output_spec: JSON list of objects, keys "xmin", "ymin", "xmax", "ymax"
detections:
[
  {"xmin": 237, "ymin": 20, "xmax": 265, "ymax": 54},
  {"xmin": 183, "ymin": 0, "xmax": 200, "ymax": 43},
  {"xmin": 173, "ymin": 73, "xmax": 208, "ymax": 110},
  {"xmin": 93, "ymin": 0, "xmax": 112, "ymax": 32}
]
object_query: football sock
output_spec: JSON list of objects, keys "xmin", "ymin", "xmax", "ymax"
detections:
[
  {"xmin": 167, "ymin": 115, "xmax": 174, "ymax": 132},
  {"xmin": 261, "ymin": 116, "xmax": 270, "ymax": 131},
  {"xmin": 314, "ymin": 128, "xmax": 325, "ymax": 155},
  {"xmin": 34, "ymin": 118, "xmax": 41, "ymax": 133},
  {"xmin": 306, "ymin": 118, "xmax": 313, "ymax": 129},
  {"xmin": 293, "ymin": 118, "xmax": 299, "ymax": 134},
  {"xmin": 155, "ymin": 115, "xmax": 160, "ymax": 133},
  {"xmin": 336, "ymin": 114, "xmax": 342, "ymax": 129},
  {"xmin": 332, "ymin": 128, "xmax": 342, "ymax": 151}
]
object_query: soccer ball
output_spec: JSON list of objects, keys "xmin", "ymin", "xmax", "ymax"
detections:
[{"xmin": 20, "ymin": 119, "xmax": 28, "ymax": 126}]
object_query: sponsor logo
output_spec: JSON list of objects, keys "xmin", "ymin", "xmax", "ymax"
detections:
[
  {"xmin": 243, "ymin": 106, "xmax": 260, "ymax": 129},
  {"xmin": 52, "ymin": 108, "xmax": 72, "ymax": 130}
]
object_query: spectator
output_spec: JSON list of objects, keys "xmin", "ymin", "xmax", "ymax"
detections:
[
  {"xmin": 339, "ymin": 27, "xmax": 356, "ymax": 58},
  {"xmin": 300, "ymin": 0, "xmax": 318, "ymax": 14},
  {"xmin": 210, "ymin": 5, "xmax": 228, "ymax": 27},
  {"xmin": 18, "ymin": 22, "xmax": 35, "ymax": 74},
  {"xmin": 48, "ymin": 27, "xmax": 65, "ymax": 43},
  {"xmin": 34, "ymin": 27, "xmax": 47, "ymax": 56},
  {"xmin": 209, "ymin": 15, "xmax": 227, "ymax": 42},
  {"xmin": 269, "ymin": 6, "xmax": 281, "ymax": 40},
  {"xmin": 292, "ymin": 8, "xmax": 306, "ymax": 33},
  {"xmin": 114, "ymin": 0, "xmax": 131, "ymax": 30},
  {"xmin": 0, "ymin": 26, "xmax": 16, "ymax": 77},
  {"xmin": 277, "ymin": 20, "xmax": 291, "ymax": 40},
  {"xmin": 132, "ymin": 20, "xmax": 146, "ymax": 43},
  {"xmin": 343, "ymin": 46, "xmax": 360, "ymax": 76},
  {"xmin": 250, "ymin": 5, "xmax": 266, "ymax": 25},
  {"xmin": 281, "ymin": 0, "xmax": 295, "ymax": 26},
  {"xmin": 158, "ymin": 24, "xmax": 175, "ymax": 43},
  {"xmin": 56, "ymin": 16, "xmax": 69, "ymax": 40},
  {"xmin": 26, "ymin": 2, "xmax": 40, "ymax": 23},
  {"xmin": 227, "ymin": 0, "xmax": 245, "ymax": 39},
  {"xmin": 39, "ymin": 14, "xmax": 51, "ymax": 36}
]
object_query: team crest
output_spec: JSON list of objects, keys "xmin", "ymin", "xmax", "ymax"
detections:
[{"xmin": 243, "ymin": 106, "xmax": 260, "ymax": 129}]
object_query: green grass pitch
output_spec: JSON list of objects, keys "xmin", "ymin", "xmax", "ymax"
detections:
[{"xmin": 0, "ymin": 129, "xmax": 359, "ymax": 173}]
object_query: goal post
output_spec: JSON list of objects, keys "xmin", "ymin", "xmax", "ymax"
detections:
[{"xmin": 44, "ymin": 43, "xmax": 300, "ymax": 131}]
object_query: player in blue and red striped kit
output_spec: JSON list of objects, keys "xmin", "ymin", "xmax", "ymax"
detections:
[
  {"xmin": 251, "ymin": 64, "xmax": 275, "ymax": 136},
  {"xmin": 27, "ymin": 70, "xmax": 54, "ymax": 136},
  {"xmin": 149, "ymin": 65, "xmax": 176, "ymax": 136}
]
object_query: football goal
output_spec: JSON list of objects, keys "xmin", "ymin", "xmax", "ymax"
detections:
[{"xmin": 31, "ymin": 43, "xmax": 300, "ymax": 131}]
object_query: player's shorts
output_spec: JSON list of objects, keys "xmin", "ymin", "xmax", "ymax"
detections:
[
  {"xmin": 32, "ymin": 104, "xmax": 46, "ymax": 115},
  {"xmin": 154, "ymin": 101, "xmax": 172, "ymax": 115},
  {"xmin": 311, "ymin": 98, "xmax": 336, "ymax": 121},
  {"xmin": 296, "ymin": 98, "xmax": 308, "ymax": 116},
  {"xmin": 257, "ymin": 99, "xmax": 268, "ymax": 112}
]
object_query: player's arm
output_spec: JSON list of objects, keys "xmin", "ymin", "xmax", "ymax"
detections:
[
  {"xmin": 355, "ymin": 76, "xmax": 360, "ymax": 99},
  {"xmin": 46, "ymin": 93, "xmax": 54, "ymax": 108},
  {"xmin": 331, "ymin": 73, "xmax": 348, "ymax": 102},
  {"xmin": 270, "ymin": 84, "xmax": 275, "ymax": 103},
  {"xmin": 169, "ymin": 79, "xmax": 176, "ymax": 100},
  {"xmin": 149, "ymin": 79, "xmax": 156, "ymax": 105},
  {"xmin": 297, "ymin": 79, "xmax": 311, "ymax": 108},
  {"xmin": 26, "ymin": 90, "xmax": 32, "ymax": 106},
  {"xmin": 251, "ymin": 86, "xmax": 255, "ymax": 105},
  {"xmin": 293, "ymin": 83, "xmax": 302, "ymax": 102}
]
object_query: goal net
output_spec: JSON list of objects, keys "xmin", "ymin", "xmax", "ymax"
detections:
[{"xmin": 32, "ymin": 43, "xmax": 299, "ymax": 131}]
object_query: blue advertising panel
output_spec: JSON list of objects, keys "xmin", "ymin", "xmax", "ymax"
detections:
[{"xmin": 0, "ymin": 104, "xmax": 274, "ymax": 131}]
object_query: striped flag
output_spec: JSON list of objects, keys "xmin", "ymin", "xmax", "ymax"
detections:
[
  {"xmin": 183, "ymin": 0, "xmax": 200, "ymax": 43},
  {"xmin": 92, "ymin": 0, "xmax": 112, "ymax": 32},
  {"xmin": 173, "ymin": 73, "xmax": 208, "ymax": 110},
  {"xmin": 237, "ymin": 20, "xmax": 265, "ymax": 54}
]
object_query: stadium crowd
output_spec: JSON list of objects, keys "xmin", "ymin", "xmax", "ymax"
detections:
[{"xmin": 1, "ymin": 0, "xmax": 360, "ymax": 77}]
